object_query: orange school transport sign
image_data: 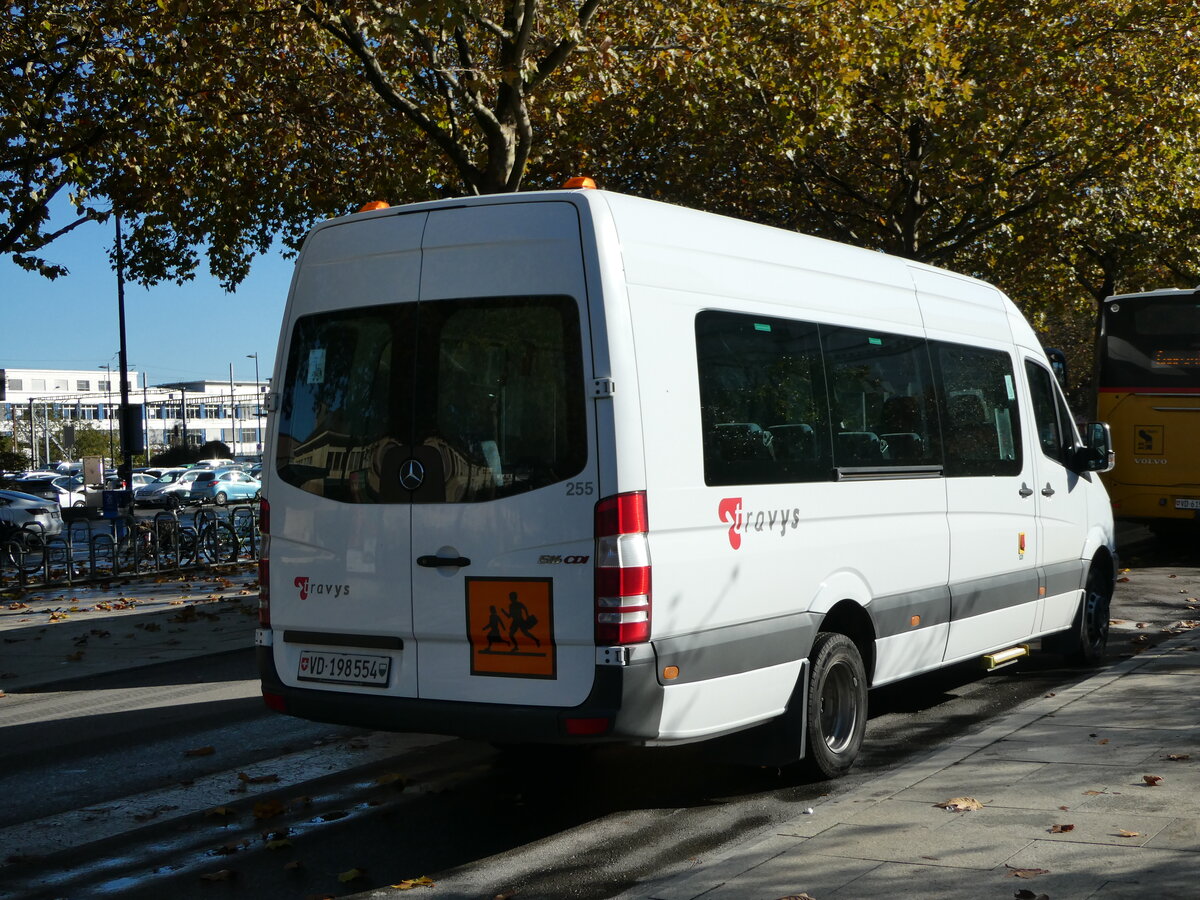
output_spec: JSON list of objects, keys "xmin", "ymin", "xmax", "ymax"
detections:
[{"xmin": 466, "ymin": 577, "xmax": 556, "ymax": 678}]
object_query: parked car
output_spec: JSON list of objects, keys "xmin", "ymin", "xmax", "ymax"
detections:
[
  {"xmin": 133, "ymin": 468, "xmax": 207, "ymax": 508},
  {"xmin": 187, "ymin": 469, "xmax": 261, "ymax": 506},
  {"xmin": 0, "ymin": 476, "xmax": 80, "ymax": 507},
  {"xmin": 0, "ymin": 489, "xmax": 65, "ymax": 538}
]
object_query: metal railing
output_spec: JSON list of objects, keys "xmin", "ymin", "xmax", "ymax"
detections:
[{"xmin": 1, "ymin": 505, "xmax": 261, "ymax": 591}]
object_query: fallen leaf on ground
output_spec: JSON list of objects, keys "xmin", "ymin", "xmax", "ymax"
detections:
[
  {"xmin": 1143, "ymin": 774, "xmax": 1163, "ymax": 786},
  {"xmin": 199, "ymin": 869, "xmax": 235, "ymax": 882},
  {"xmin": 265, "ymin": 838, "xmax": 293, "ymax": 850},
  {"xmin": 1163, "ymin": 754, "xmax": 1191, "ymax": 761},
  {"xmin": 1006, "ymin": 864, "xmax": 1050, "ymax": 878},
  {"xmin": 373, "ymin": 772, "xmax": 409, "ymax": 789},
  {"xmin": 391, "ymin": 876, "xmax": 435, "ymax": 890},
  {"xmin": 64, "ymin": 650, "xmax": 84, "ymax": 661},
  {"xmin": 1083, "ymin": 790, "xmax": 1108, "ymax": 796},
  {"xmin": 283, "ymin": 859, "xmax": 303, "ymax": 870},
  {"xmin": 338, "ymin": 867, "xmax": 366, "ymax": 883},
  {"xmin": 184, "ymin": 746, "xmax": 215, "ymax": 757},
  {"xmin": 935, "ymin": 797, "xmax": 983, "ymax": 811},
  {"xmin": 1014, "ymin": 891, "xmax": 1050, "ymax": 900},
  {"xmin": 1097, "ymin": 738, "xmax": 1109, "ymax": 744},
  {"xmin": 1049, "ymin": 823, "xmax": 1075, "ymax": 833},
  {"xmin": 773, "ymin": 895, "xmax": 815, "ymax": 900},
  {"xmin": 253, "ymin": 799, "xmax": 285, "ymax": 820},
  {"xmin": 1116, "ymin": 830, "xmax": 1141, "ymax": 838},
  {"xmin": 237, "ymin": 771, "xmax": 279, "ymax": 785},
  {"xmin": 205, "ymin": 806, "xmax": 235, "ymax": 818}
]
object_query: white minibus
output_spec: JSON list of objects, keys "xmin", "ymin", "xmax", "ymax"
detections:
[{"xmin": 256, "ymin": 184, "xmax": 1116, "ymax": 777}]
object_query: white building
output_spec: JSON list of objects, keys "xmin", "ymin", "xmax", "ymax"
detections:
[{"xmin": 2, "ymin": 367, "xmax": 269, "ymax": 467}]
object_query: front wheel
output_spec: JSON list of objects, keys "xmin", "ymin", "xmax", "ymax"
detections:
[
  {"xmin": 805, "ymin": 632, "xmax": 868, "ymax": 779},
  {"xmin": 1046, "ymin": 561, "xmax": 1111, "ymax": 666},
  {"xmin": 214, "ymin": 491, "xmax": 228, "ymax": 507}
]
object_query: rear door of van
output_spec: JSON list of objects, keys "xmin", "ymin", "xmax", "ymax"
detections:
[
  {"xmin": 270, "ymin": 199, "xmax": 599, "ymax": 710},
  {"xmin": 410, "ymin": 203, "xmax": 599, "ymax": 706}
]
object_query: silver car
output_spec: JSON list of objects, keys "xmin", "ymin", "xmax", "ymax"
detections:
[
  {"xmin": 133, "ymin": 468, "xmax": 203, "ymax": 508},
  {"xmin": 0, "ymin": 489, "xmax": 65, "ymax": 538}
]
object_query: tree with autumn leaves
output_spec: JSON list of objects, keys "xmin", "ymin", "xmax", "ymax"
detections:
[{"xmin": 3, "ymin": 1, "xmax": 1198, "ymax": 372}]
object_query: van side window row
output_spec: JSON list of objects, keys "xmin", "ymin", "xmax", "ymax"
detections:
[{"xmin": 696, "ymin": 310, "xmax": 1022, "ymax": 486}]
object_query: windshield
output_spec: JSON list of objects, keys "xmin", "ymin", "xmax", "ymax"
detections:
[
  {"xmin": 1100, "ymin": 295, "xmax": 1200, "ymax": 389},
  {"xmin": 154, "ymin": 473, "xmax": 181, "ymax": 483}
]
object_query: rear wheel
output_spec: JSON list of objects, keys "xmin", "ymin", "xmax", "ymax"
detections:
[
  {"xmin": 804, "ymin": 632, "xmax": 868, "ymax": 779},
  {"xmin": 215, "ymin": 491, "xmax": 228, "ymax": 507}
]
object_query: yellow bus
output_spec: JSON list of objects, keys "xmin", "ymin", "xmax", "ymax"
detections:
[{"xmin": 1096, "ymin": 286, "xmax": 1200, "ymax": 532}]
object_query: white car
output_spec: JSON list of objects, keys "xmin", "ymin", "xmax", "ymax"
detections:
[{"xmin": 0, "ymin": 489, "xmax": 65, "ymax": 538}]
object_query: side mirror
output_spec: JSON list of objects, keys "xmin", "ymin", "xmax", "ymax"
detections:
[{"xmin": 1073, "ymin": 422, "xmax": 1114, "ymax": 473}]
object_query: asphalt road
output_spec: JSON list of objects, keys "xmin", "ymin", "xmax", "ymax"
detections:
[{"xmin": 1, "ymin": 522, "xmax": 1195, "ymax": 900}]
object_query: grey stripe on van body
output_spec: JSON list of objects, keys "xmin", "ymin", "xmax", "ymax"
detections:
[
  {"xmin": 653, "ymin": 612, "xmax": 821, "ymax": 686},
  {"xmin": 1041, "ymin": 559, "xmax": 1088, "ymax": 598},
  {"xmin": 649, "ymin": 562, "xmax": 1086, "ymax": 687},
  {"xmin": 949, "ymin": 568, "xmax": 1039, "ymax": 621},
  {"xmin": 870, "ymin": 585, "xmax": 951, "ymax": 638}
]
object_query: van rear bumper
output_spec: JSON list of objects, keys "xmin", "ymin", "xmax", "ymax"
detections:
[{"xmin": 257, "ymin": 647, "xmax": 664, "ymax": 743}]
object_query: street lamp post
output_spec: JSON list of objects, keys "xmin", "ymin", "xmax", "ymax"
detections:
[
  {"xmin": 99, "ymin": 363, "xmax": 114, "ymax": 464},
  {"xmin": 246, "ymin": 353, "xmax": 261, "ymax": 457}
]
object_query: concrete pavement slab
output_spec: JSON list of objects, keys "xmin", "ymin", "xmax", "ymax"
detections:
[
  {"xmin": 633, "ymin": 630, "xmax": 1200, "ymax": 900},
  {"xmin": 0, "ymin": 565, "xmax": 258, "ymax": 694},
  {"xmin": 1000, "ymin": 838, "xmax": 1198, "ymax": 899}
]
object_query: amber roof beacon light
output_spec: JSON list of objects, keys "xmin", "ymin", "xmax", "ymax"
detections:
[{"xmin": 563, "ymin": 176, "xmax": 597, "ymax": 189}]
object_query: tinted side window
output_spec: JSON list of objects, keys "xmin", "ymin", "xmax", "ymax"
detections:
[
  {"xmin": 822, "ymin": 326, "xmax": 939, "ymax": 469},
  {"xmin": 696, "ymin": 311, "xmax": 831, "ymax": 485},
  {"xmin": 934, "ymin": 343, "xmax": 1022, "ymax": 477},
  {"xmin": 1025, "ymin": 361, "xmax": 1074, "ymax": 466}
]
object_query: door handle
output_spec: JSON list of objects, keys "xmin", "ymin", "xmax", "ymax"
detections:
[
  {"xmin": 1041, "ymin": 483, "xmax": 1056, "ymax": 497},
  {"xmin": 416, "ymin": 555, "xmax": 472, "ymax": 568},
  {"xmin": 1019, "ymin": 483, "xmax": 1034, "ymax": 498}
]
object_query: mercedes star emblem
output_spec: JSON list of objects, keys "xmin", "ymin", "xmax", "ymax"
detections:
[{"xmin": 399, "ymin": 458, "xmax": 425, "ymax": 491}]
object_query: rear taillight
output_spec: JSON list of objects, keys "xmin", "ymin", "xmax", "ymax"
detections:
[
  {"xmin": 258, "ymin": 557, "xmax": 270, "ymax": 626},
  {"xmin": 258, "ymin": 498, "xmax": 270, "ymax": 627},
  {"xmin": 594, "ymin": 491, "xmax": 650, "ymax": 645}
]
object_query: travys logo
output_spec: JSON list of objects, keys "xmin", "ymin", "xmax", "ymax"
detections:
[
  {"xmin": 718, "ymin": 497, "xmax": 802, "ymax": 550},
  {"xmin": 294, "ymin": 576, "xmax": 351, "ymax": 600}
]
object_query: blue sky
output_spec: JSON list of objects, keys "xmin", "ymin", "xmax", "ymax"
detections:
[{"xmin": 2, "ymin": 204, "xmax": 294, "ymax": 386}]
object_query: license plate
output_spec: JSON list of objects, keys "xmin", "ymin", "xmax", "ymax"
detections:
[
  {"xmin": 1174, "ymin": 498, "xmax": 1200, "ymax": 510},
  {"xmin": 297, "ymin": 650, "xmax": 391, "ymax": 686}
]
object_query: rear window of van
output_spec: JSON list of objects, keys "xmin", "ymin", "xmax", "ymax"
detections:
[{"xmin": 276, "ymin": 295, "xmax": 587, "ymax": 503}]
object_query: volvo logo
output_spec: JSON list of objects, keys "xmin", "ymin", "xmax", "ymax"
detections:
[{"xmin": 399, "ymin": 458, "xmax": 426, "ymax": 490}]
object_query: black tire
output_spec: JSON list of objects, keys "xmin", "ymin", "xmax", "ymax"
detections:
[
  {"xmin": 72, "ymin": 500, "xmax": 86, "ymax": 508},
  {"xmin": 201, "ymin": 521, "xmax": 239, "ymax": 563},
  {"xmin": 1046, "ymin": 561, "xmax": 1111, "ymax": 666},
  {"xmin": 804, "ymin": 632, "xmax": 868, "ymax": 779}
]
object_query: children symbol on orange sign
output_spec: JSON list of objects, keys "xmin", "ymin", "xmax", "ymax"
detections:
[{"xmin": 503, "ymin": 590, "xmax": 541, "ymax": 652}]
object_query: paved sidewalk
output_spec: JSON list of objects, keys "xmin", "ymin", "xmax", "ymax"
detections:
[
  {"xmin": 0, "ymin": 565, "xmax": 259, "ymax": 693},
  {"xmin": 633, "ymin": 630, "xmax": 1200, "ymax": 900}
]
